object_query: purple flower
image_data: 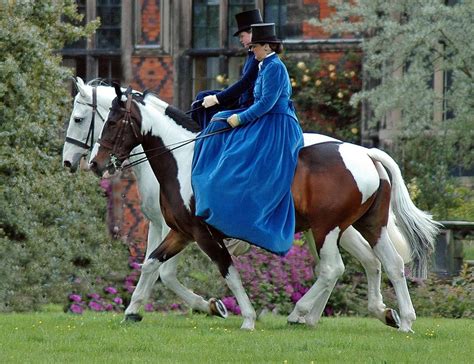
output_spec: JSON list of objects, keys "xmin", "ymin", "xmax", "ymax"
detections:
[
  {"xmin": 113, "ymin": 297, "xmax": 123, "ymax": 305},
  {"xmin": 69, "ymin": 294, "xmax": 82, "ymax": 302},
  {"xmin": 89, "ymin": 301, "xmax": 104, "ymax": 311},
  {"xmin": 170, "ymin": 303, "xmax": 181, "ymax": 310},
  {"xmin": 291, "ymin": 291, "xmax": 303, "ymax": 303},
  {"xmin": 104, "ymin": 304, "xmax": 114, "ymax": 311},
  {"xmin": 104, "ymin": 286, "xmax": 118, "ymax": 295},
  {"xmin": 129, "ymin": 262, "xmax": 141, "ymax": 270},
  {"xmin": 221, "ymin": 296, "xmax": 241, "ymax": 315},
  {"xmin": 144, "ymin": 303, "xmax": 154, "ymax": 312},
  {"xmin": 70, "ymin": 303, "xmax": 83, "ymax": 314},
  {"xmin": 88, "ymin": 293, "xmax": 100, "ymax": 300}
]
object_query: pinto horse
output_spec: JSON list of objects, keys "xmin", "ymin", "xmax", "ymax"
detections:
[
  {"xmin": 66, "ymin": 79, "xmax": 422, "ymax": 329},
  {"xmin": 90, "ymin": 86, "xmax": 438, "ymax": 332}
]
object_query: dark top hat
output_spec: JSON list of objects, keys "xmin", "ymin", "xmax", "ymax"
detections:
[
  {"xmin": 249, "ymin": 23, "xmax": 281, "ymax": 44},
  {"xmin": 233, "ymin": 9, "xmax": 263, "ymax": 36}
]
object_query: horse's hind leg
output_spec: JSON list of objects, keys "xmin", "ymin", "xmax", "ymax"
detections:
[
  {"xmin": 193, "ymin": 231, "xmax": 256, "ymax": 330},
  {"xmin": 373, "ymin": 230, "xmax": 416, "ymax": 332},
  {"xmin": 339, "ymin": 226, "xmax": 390, "ymax": 325},
  {"xmin": 288, "ymin": 227, "xmax": 345, "ymax": 327}
]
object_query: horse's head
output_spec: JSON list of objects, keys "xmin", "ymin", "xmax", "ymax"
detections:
[
  {"xmin": 62, "ymin": 77, "xmax": 111, "ymax": 172},
  {"xmin": 89, "ymin": 83, "xmax": 143, "ymax": 177}
]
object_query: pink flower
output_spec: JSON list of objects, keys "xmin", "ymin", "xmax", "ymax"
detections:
[
  {"xmin": 113, "ymin": 297, "xmax": 123, "ymax": 305},
  {"xmin": 144, "ymin": 303, "xmax": 154, "ymax": 312},
  {"xmin": 89, "ymin": 301, "xmax": 104, "ymax": 311},
  {"xmin": 291, "ymin": 291, "xmax": 303, "ymax": 303},
  {"xmin": 69, "ymin": 294, "xmax": 82, "ymax": 302},
  {"xmin": 104, "ymin": 286, "xmax": 118, "ymax": 295},
  {"xmin": 70, "ymin": 303, "xmax": 83, "ymax": 314},
  {"xmin": 88, "ymin": 293, "xmax": 100, "ymax": 300},
  {"xmin": 104, "ymin": 304, "xmax": 114, "ymax": 311},
  {"xmin": 129, "ymin": 262, "xmax": 141, "ymax": 270}
]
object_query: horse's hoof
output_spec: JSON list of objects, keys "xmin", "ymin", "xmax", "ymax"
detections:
[
  {"xmin": 287, "ymin": 315, "xmax": 306, "ymax": 325},
  {"xmin": 209, "ymin": 298, "xmax": 228, "ymax": 319},
  {"xmin": 384, "ymin": 309, "xmax": 400, "ymax": 329},
  {"xmin": 122, "ymin": 313, "xmax": 143, "ymax": 323}
]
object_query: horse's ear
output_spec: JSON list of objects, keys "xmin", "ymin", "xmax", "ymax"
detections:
[
  {"xmin": 75, "ymin": 77, "xmax": 86, "ymax": 98},
  {"xmin": 113, "ymin": 82, "xmax": 122, "ymax": 99},
  {"xmin": 125, "ymin": 86, "xmax": 133, "ymax": 95}
]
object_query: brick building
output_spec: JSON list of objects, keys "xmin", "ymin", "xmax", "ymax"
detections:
[{"xmin": 62, "ymin": 0, "xmax": 361, "ymax": 254}]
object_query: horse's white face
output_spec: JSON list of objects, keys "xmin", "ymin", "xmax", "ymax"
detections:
[{"xmin": 62, "ymin": 78, "xmax": 113, "ymax": 172}]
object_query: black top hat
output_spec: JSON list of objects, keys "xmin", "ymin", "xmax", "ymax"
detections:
[
  {"xmin": 249, "ymin": 23, "xmax": 281, "ymax": 44},
  {"xmin": 233, "ymin": 9, "xmax": 263, "ymax": 36}
]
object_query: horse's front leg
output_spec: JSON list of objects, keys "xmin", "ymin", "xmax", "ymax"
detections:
[
  {"xmin": 288, "ymin": 227, "xmax": 344, "ymax": 327},
  {"xmin": 194, "ymin": 230, "xmax": 256, "ymax": 330},
  {"xmin": 124, "ymin": 220, "xmax": 162, "ymax": 321}
]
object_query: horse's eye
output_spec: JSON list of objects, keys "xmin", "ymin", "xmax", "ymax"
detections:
[{"xmin": 74, "ymin": 117, "xmax": 83, "ymax": 123}]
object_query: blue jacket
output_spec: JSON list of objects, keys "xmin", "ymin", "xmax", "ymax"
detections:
[
  {"xmin": 238, "ymin": 53, "xmax": 298, "ymax": 125},
  {"xmin": 216, "ymin": 51, "xmax": 258, "ymax": 108}
]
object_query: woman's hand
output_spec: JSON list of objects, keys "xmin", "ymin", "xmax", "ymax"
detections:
[
  {"xmin": 202, "ymin": 95, "xmax": 219, "ymax": 108},
  {"xmin": 227, "ymin": 114, "xmax": 240, "ymax": 128}
]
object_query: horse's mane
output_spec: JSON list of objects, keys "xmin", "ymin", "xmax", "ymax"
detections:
[{"xmin": 142, "ymin": 90, "xmax": 201, "ymax": 133}]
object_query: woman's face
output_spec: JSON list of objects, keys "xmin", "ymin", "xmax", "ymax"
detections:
[{"xmin": 251, "ymin": 43, "xmax": 269, "ymax": 61}]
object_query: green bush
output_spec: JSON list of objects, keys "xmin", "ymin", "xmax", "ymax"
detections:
[
  {"xmin": 283, "ymin": 52, "xmax": 362, "ymax": 143},
  {"xmin": 0, "ymin": 1, "xmax": 130, "ymax": 312}
]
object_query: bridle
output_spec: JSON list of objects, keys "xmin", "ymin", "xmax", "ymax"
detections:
[
  {"xmin": 65, "ymin": 86, "xmax": 106, "ymax": 152},
  {"xmin": 97, "ymin": 92, "xmax": 141, "ymax": 163}
]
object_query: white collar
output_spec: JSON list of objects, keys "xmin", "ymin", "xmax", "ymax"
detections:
[{"xmin": 258, "ymin": 52, "xmax": 276, "ymax": 70}]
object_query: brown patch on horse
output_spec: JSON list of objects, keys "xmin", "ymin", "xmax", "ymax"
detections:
[
  {"xmin": 293, "ymin": 143, "xmax": 373, "ymax": 251},
  {"xmin": 149, "ymin": 229, "xmax": 191, "ymax": 261}
]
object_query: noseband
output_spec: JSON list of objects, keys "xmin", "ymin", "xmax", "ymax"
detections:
[{"xmin": 65, "ymin": 86, "xmax": 105, "ymax": 152}]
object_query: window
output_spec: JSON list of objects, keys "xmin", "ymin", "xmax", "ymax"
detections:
[
  {"xmin": 264, "ymin": 0, "xmax": 314, "ymax": 40},
  {"xmin": 96, "ymin": 0, "xmax": 122, "ymax": 49},
  {"xmin": 61, "ymin": 0, "xmax": 122, "ymax": 84},
  {"xmin": 192, "ymin": 0, "xmax": 220, "ymax": 48}
]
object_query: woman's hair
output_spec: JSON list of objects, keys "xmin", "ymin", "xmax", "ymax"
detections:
[
  {"xmin": 269, "ymin": 42, "xmax": 283, "ymax": 54},
  {"xmin": 254, "ymin": 42, "xmax": 284, "ymax": 54}
]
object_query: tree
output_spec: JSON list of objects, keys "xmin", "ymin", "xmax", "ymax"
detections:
[
  {"xmin": 314, "ymin": 0, "xmax": 474, "ymax": 219},
  {"xmin": 0, "ymin": 1, "xmax": 128, "ymax": 311}
]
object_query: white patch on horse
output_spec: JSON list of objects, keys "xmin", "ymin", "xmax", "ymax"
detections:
[
  {"xmin": 303, "ymin": 133, "xmax": 340, "ymax": 147},
  {"xmin": 139, "ymin": 95, "xmax": 196, "ymax": 210},
  {"xmin": 338, "ymin": 143, "xmax": 380, "ymax": 204}
]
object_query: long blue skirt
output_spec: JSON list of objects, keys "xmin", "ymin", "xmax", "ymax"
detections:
[{"xmin": 191, "ymin": 110, "xmax": 303, "ymax": 255}]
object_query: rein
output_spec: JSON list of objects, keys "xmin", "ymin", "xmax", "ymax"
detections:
[
  {"xmin": 65, "ymin": 87, "xmax": 105, "ymax": 151},
  {"xmin": 121, "ymin": 123, "xmax": 232, "ymax": 171}
]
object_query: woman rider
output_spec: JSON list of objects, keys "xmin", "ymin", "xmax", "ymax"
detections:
[
  {"xmin": 190, "ymin": 9, "xmax": 263, "ymax": 129},
  {"xmin": 192, "ymin": 23, "xmax": 304, "ymax": 255}
]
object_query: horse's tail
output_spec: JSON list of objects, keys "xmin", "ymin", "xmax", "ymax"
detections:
[{"xmin": 367, "ymin": 148, "xmax": 441, "ymax": 278}]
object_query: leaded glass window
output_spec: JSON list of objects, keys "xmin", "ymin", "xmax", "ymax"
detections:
[
  {"xmin": 193, "ymin": 0, "xmax": 220, "ymax": 48},
  {"xmin": 96, "ymin": 0, "xmax": 122, "ymax": 49},
  {"xmin": 264, "ymin": 0, "xmax": 318, "ymax": 40},
  {"xmin": 193, "ymin": 57, "xmax": 221, "ymax": 95}
]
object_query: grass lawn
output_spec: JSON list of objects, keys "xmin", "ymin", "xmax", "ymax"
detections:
[{"xmin": 0, "ymin": 308, "xmax": 472, "ymax": 363}]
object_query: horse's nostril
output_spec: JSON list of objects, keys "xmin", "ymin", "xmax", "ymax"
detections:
[{"xmin": 64, "ymin": 160, "xmax": 72, "ymax": 169}]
